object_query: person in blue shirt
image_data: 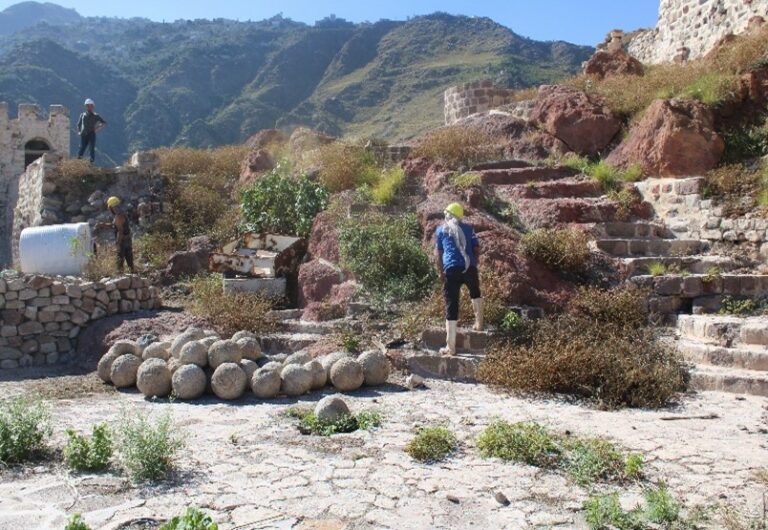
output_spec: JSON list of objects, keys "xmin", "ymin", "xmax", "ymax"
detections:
[{"xmin": 434, "ymin": 202, "xmax": 482, "ymax": 355}]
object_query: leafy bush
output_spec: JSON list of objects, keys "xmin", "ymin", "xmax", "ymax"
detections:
[
  {"xmin": 477, "ymin": 421, "xmax": 560, "ymax": 468},
  {"xmin": 64, "ymin": 423, "xmax": 113, "ymax": 472},
  {"xmin": 564, "ymin": 438, "xmax": 628, "ymax": 486},
  {"xmin": 116, "ymin": 410, "xmax": 184, "ymax": 483},
  {"xmin": 704, "ymin": 163, "xmax": 768, "ymax": 216},
  {"xmin": 584, "ymin": 485, "xmax": 693, "ymax": 530},
  {"xmin": 0, "ymin": 398, "xmax": 51, "ymax": 464},
  {"xmin": 188, "ymin": 274, "xmax": 276, "ymax": 336},
  {"xmin": 159, "ymin": 507, "xmax": 218, "ymax": 530},
  {"xmin": 500, "ymin": 311, "xmax": 524, "ymax": 333},
  {"xmin": 520, "ymin": 228, "xmax": 591, "ymax": 275},
  {"xmin": 64, "ymin": 514, "xmax": 92, "ymax": 530},
  {"xmin": 412, "ymin": 126, "xmax": 498, "ymax": 168},
  {"xmin": 135, "ymin": 232, "xmax": 179, "ymax": 269},
  {"xmin": 584, "ymin": 492, "xmax": 643, "ymax": 530},
  {"xmin": 240, "ymin": 164, "xmax": 329, "ymax": 238},
  {"xmin": 339, "ymin": 214, "xmax": 436, "ymax": 302},
  {"xmin": 719, "ymin": 296, "xmax": 768, "ymax": 316},
  {"xmin": 156, "ymin": 145, "xmax": 248, "ymax": 181},
  {"xmin": 478, "ymin": 287, "xmax": 686, "ymax": 408},
  {"xmin": 371, "ymin": 167, "xmax": 406, "ymax": 205},
  {"xmin": 286, "ymin": 407, "xmax": 382, "ymax": 436},
  {"xmin": 722, "ymin": 125, "xmax": 768, "ymax": 164},
  {"xmin": 316, "ymin": 142, "xmax": 379, "ymax": 192},
  {"xmin": 405, "ymin": 426, "xmax": 457, "ymax": 463}
]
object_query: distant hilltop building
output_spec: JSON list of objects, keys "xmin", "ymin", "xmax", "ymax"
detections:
[{"xmin": 624, "ymin": 0, "xmax": 768, "ymax": 64}]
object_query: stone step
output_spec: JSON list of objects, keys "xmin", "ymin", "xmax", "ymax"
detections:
[
  {"xmin": 268, "ymin": 309, "xmax": 305, "ymax": 321},
  {"xmin": 689, "ymin": 364, "xmax": 768, "ymax": 397},
  {"xmin": 634, "ymin": 274, "xmax": 768, "ymax": 301},
  {"xmin": 594, "ymin": 238, "xmax": 705, "ymax": 257},
  {"xmin": 259, "ymin": 333, "xmax": 318, "ymax": 355},
  {"xmin": 479, "ymin": 166, "xmax": 576, "ymax": 185},
  {"xmin": 679, "ymin": 340, "xmax": 768, "ymax": 371},
  {"xmin": 677, "ymin": 315, "xmax": 768, "ymax": 348},
  {"xmin": 514, "ymin": 197, "xmax": 631, "ymax": 226},
  {"xmin": 280, "ymin": 319, "xmax": 341, "ymax": 335},
  {"xmin": 405, "ymin": 351, "xmax": 481, "ymax": 381},
  {"xmin": 470, "ymin": 160, "xmax": 531, "ymax": 171},
  {"xmin": 420, "ymin": 327, "xmax": 490, "ymax": 354},
  {"xmin": 622, "ymin": 255, "xmax": 739, "ymax": 277},
  {"xmin": 585, "ymin": 221, "xmax": 670, "ymax": 239},
  {"xmin": 494, "ymin": 179, "xmax": 604, "ymax": 200}
]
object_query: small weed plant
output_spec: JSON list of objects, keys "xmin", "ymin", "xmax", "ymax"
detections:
[
  {"xmin": 704, "ymin": 164, "xmax": 768, "ymax": 216},
  {"xmin": 520, "ymin": 228, "xmax": 591, "ymax": 275},
  {"xmin": 647, "ymin": 262, "xmax": 668, "ymax": 276},
  {"xmin": 449, "ymin": 172, "xmax": 482, "ymax": 189},
  {"xmin": 0, "ymin": 398, "xmax": 51, "ymax": 464},
  {"xmin": 584, "ymin": 484, "xmax": 696, "ymax": 530},
  {"xmin": 286, "ymin": 407, "xmax": 382, "ymax": 436},
  {"xmin": 159, "ymin": 507, "xmax": 218, "ymax": 530},
  {"xmin": 477, "ymin": 421, "xmax": 560, "ymax": 468},
  {"xmin": 64, "ymin": 514, "xmax": 92, "ymax": 530},
  {"xmin": 499, "ymin": 311, "xmax": 524, "ymax": 333},
  {"xmin": 116, "ymin": 410, "xmax": 184, "ymax": 483},
  {"xmin": 64, "ymin": 423, "xmax": 113, "ymax": 472},
  {"xmin": 412, "ymin": 126, "xmax": 498, "ymax": 168},
  {"xmin": 339, "ymin": 214, "xmax": 436, "ymax": 303},
  {"xmin": 371, "ymin": 167, "xmax": 406, "ymax": 205},
  {"xmin": 720, "ymin": 296, "xmax": 768, "ymax": 316},
  {"xmin": 405, "ymin": 426, "xmax": 457, "ymax": 463}
]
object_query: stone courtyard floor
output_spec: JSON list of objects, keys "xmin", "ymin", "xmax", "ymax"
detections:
[{"xmin": 0, "ymin": 375, "xmax": 766, "ymax": 529}]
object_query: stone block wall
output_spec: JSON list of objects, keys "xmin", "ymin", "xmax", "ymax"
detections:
[
  {"xmin": 0, "ymin": 272, "xmax": 161, "ymax": 370},
  {"xmin": 628, "ymin": 0, "xmax": 768, "ymax": 64},
  {"xmin": 444, "ymin": 80, "xmax": 518, "ymax": 125},
  {"xmin": 367, "ymin": 144, "xmax": 412, "ymax": 163}
]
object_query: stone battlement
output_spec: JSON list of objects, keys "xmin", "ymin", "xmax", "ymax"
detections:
[{"xmin": 443, "ymin": 80, "xmax": 518, "ymax": 125}]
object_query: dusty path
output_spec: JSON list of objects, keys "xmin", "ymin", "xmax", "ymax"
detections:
[{"xmin": 0, "ymin": 378, "xmax": 766, "ymax": 529}]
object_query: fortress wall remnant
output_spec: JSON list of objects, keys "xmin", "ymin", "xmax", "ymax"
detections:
[{"xmin": 443, "ymin": 80, "xmax": 518, "ymax": 125}]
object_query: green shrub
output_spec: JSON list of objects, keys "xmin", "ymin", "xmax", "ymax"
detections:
[
  {"xmin": 647, "ymin": 262, "xmax": 667, "ymax": 276},
  {"xmin": 0, "ymin": 398, "xmax": 51, "ymax": 464},
  {"xmin": 240, "ymin": 163, "xmax": 329, "ymax": 238},
  {"xmin": 188, "ymin": 274, "xmax": 276, "ymax": 336},
  {"xmin": 64, "ymin": 423, "xmax": 113, "ymax": 472},
  {"xmin": 568, "ymin": 285, "xmax": 651, "ymax": 329},
  {"xmin": 371, "ymin": 167, "xmax": 406, "ymax": 205},
  {"xmin": 624, "ymin": 453, "xmax": 645, "ymax": 480},
  {"xmin": 584, "ymin": 485, "xmax": 699, "ymax": 530},
  {"xmin": 720, "ymin": 295, "xmax": 768, "ymax": 316},
  {"xmin": 159, "ymin": 507, "xmax": 218, "ymax": 530},
  {"xmin": 584, "ymin": 493, "xmax": 644, "ymax": 530},
  {"xmin": 520, "ymin": 228, "xmax": 591, "ymax": 275},
  {"xmin": 317, "ymin": 142, "xmax": 379, "ymax": 192},
  {"xmin": 476, "ymin": 421, "xmax": 560, "ymax": 467},
  {"xmin": 559, "ymin": 153, "xmax": 592, "ymax": 174},
  {"xmin": 721, "ymin": 124, "xmax": 768, "ymax": 164},
  {"xmin": 412, "ymin": 126, "xmax": 498, "ymax": 168},
  {"xmin": 286, "ymin": 407, "xmax": 382, "ymax": 436},
  {"xmin": 135, "ymin": 232, "xmax": 180, "ymax": 269},
  {"xmin": 500, "ymin": 311, "xmax": 524, "ymax": 333},
  {"xmin": 339, "ymin": 214, "xmax": 437, "ymax": 302},
  {"xmin": 564, "ymin": 438, "xmax": 627, "ymax": 486},
  {"xmin": 116, "ymin": 410, "xmax": 184, "ymax": 483},
  {"xmin": 64, "ymin": 514, "xmax": 92, "ymax": 530},
  {"xmin": 644, "ymin": 484, "xmax": 683, "ymax": 525},
  {"xmin": 405, "ymin": 426, "xmax": 457, "ymax": 463}
]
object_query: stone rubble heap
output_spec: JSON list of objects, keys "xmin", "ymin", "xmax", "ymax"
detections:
[
  {"xmin": 97, "ymin": 326, "xmax": 391, "ymax": 400},
  {"xmin": 0, "ymin": 273, "xmax": 161, "ymax": 370}
]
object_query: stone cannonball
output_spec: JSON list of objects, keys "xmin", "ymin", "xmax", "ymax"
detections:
[
  {"xmin": 211, "ymin": 362, "xmax": 247, "ymax": 400},
  {"xmin": 231, "ymin": 330, "xmax": 257, "ymax": 342},
  {"xmin": 319, "ymin": 351, "xmax": 352, "ymax": 379},
  {"xmin": 329, "ymin": 358, "xmax": 364, "ymax": 392},
  {"xmin": 237, "ymin": 337, "xmax": 263, "ymax": 361},
  {"xmin": 251, "ymin": 366, "xmax": 281, "ymax": 399},
  {"xmin": 314, "ymin": 395, "xmax": 351, "ymax": 423},
  {"xmin": 136, "ymin": 358, "xmax": 172, "ymax": 398},
  {"xmin": 142, "ymin": 341, "xmax": 171, "ymax": 361},
  {"xmin": 358, "ymin": 350, "xmax": 391, "ymax": 386},
  {"xmin": 240, "ymin": 359, "xmax": 259, "ymax": 381},
  {"xmin": 208, "ymin": 339, "xmax": 242, "ymax": 369},
  {"xmin": 305, "ymin": 359, "xmax": 327, "ymax": 390},
  {"xmin": 110, "ymin": 353, "xmax": 142, "ymax": 388},
  {"xmin": 179, "ymin": 340, "xmax": 208, "ymax": 367},
  {"xmin": 172, "ymin": 364, "xmax": 207, "ymax": 400},
  {"xmin": 169, "ymin": 327, "xmax": 206, "ymax": 358},
  {"xmin": 283, "ymin": 350, "xmax": 312, "ymax": 367},
  {"xmin": 280, "ymin": 364, "xmax": 313, "ymax": 397}
]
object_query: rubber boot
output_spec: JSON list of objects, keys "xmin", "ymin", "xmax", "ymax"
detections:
[
  {"xmin": 439, "ymin": 320, "xmax": 458, "ymax": 356},
  {"xmin": 472, "ymin": 298, "xmax": 484, "ymax": 331}
]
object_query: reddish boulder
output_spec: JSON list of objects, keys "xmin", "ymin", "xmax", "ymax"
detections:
[
  {"xmin": 298, "ymin": 259, "xmax": 344, "ymax": 308},
  {"xmin": 239, "ymin": 149, "xmax": 275, "ymax": 186},
  {"xmin": 307, "ymin": 210, "xmax": 341, "ymax": 263},
  {"xmin": 246, "ymin": 129, "xmax": 287, "ymax": 149},
  {"xmin": 302, "ymin": 280, "xmax": 358, "ymax": 321},
  {"xmin": 584, "ymin": 50, "xmax": 644, "ymax": 79},
  {"xmin": 165, "ymin": 236, "xmax": 217, "ymax": 279},
  {"xmin": 607, "ymin": 99, "xmax": 724, "ymax": 177},
  {"xmin": 289, "ymin": 127, "xmax": 335, "ymax": 159},
  {"xmin": 530, "ymin": 85, "xmax": 622, "ymax": 156}
]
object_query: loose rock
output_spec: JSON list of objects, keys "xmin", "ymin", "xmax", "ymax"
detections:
[
  {"xmin": 252, "ymin": 367, "xmax": 281, "ymax": 398},
  {"xmin": 172, "ymin": 364, "xmax": 207, "ymax": 400},
  {"xmin": 211, "ymin": 362, "xmax": 247, "ymax": 400},
  {"xmin": 110, "ymin": 354, "xmax": 142, "ymax": 388},
  {"xmin": 358, "ymin": 350, "xmax": 390, "ymax": 386},
  {"xmin": 136, "ymin": 358, "xmax": 172, "ymax": 398},
  {"xmin": 280, "ymin": 364, "xmax": 313, "ymax": 396},
  {"xmin": 179, "ymin": 340, "xmax": 208, "ymax": 367},
  {"xmin": 314, "ymin": 395, "xmax": 351, "ymax": 422},
  {"xmin": 330, "ymin": 358, "xmax": 365, "ymax": 392}
]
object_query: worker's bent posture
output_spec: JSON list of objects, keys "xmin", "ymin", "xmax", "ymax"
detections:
[
  {"xmin": 107, "ymin": 196, "xmax": 134, "ymax": 274},
  {"xmin": 77, "ymin": 98, "xmax": 107, "ymax": 163},
  {"xmin": 434, "ymin": 202, "xmax": 483, "ymax": 356}
]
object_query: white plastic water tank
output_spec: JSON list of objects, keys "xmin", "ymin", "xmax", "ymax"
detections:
[{"xmin": 19, "ymin": 223, "xmax": 93, "ymax": 276}]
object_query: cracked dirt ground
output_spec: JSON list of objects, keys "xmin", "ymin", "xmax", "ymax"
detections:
[{"xmin": 0, "ymin": 378, "xmax": 766, "ymax": 529}]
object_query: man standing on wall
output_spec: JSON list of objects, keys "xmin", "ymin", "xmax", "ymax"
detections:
[{"xmin": 77, "ymin": 98, "xmax": 107, "ymax": 163}]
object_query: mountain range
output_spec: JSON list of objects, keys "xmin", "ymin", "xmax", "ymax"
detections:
[{"xmin": 0, "ymin": 2, "xmax": 593, "ymax": 164}]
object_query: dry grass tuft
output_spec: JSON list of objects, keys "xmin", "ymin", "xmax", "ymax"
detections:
[
  {"xmin": 316, "ymin": 142, "xmax": 379, "ymax": 192},
  {"xmin": 520, "ymin": 228, "xmax": 591, "ymax": 275},
  {"xmin": 412, "ymin": 126, "xmax": 499, "ymax": 168}
]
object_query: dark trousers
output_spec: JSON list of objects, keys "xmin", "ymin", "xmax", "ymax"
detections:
[
  {"xmin": 117, "ymin": 238, "xmax": 134, "ymax": 273},
  {"xmin": 443, "ymin": 266, "xmax": 481, "ymax": 321},
  {"xmin": 78, "ymin": 131, "xmax": 96, "ymax": 162}
]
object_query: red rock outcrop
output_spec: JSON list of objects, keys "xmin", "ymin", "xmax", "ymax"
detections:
[
  {"xmin": 584, "ymin": 50, "xmax": 644, "ymax": 79},
  {"xmin": 239, "ymin": 149, "xmax": 274, "ymax": 187},
  {"xmin": 607, "ymin": 99, "xmax": 724, "ymax": 177},
  {"xmin": 245, "ymin": 129, "xmax": 287, "ymax": 149},
  {"xmin": 530, "ymin": 85, "xmax": 622, "ymax": 156}
]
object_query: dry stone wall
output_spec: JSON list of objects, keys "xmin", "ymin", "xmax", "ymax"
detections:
[
  {"xmin": 628, "ymin": 0, "xmax": 768, "ymax": 64},
  {"xmin": 0, "ymin": 272, "xmax": 161, "ymax": 370},
  {"xmin": 444, "ymin": 80, "xmax": 518, "ymax": 125}
]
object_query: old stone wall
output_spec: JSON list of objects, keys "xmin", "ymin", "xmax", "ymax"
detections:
[
  {"xmin": 11, "ymin": 152, "xmax": 163, "ymax": 266},
  {"xmin": 444, "ymin": 80, "xmax": 518, "ymax": 125},
  {"xmin": 0, "ymin": 272, "xmax": 161, "ymax": 370},
  {"xmin": 628, "ymin": 0, "xmax": 768, "ymax": 64}
]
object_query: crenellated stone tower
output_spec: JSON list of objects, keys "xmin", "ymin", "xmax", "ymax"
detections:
[{"xmin": 0, "ymin": 103, "xmax": 70, "ymax": 266}]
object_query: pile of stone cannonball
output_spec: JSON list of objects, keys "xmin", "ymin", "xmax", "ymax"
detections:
[{"xmin": 96, "ymin": 327, "xmax": 391, "ymax": 400}]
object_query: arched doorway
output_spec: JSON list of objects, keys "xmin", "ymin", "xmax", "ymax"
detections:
[{"xmin": 24, "ymin": 138, "xmax": 50, "ymax": 167}]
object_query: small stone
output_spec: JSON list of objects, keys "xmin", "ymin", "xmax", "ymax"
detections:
[
  {"xmin": 446, "ymin": 495, "xmax": 460, "ymax": 504},
  {"xmin": 406, "ymin": 374, "xmax": 425, "ymax": 389},
  {"xmin": 495, "ymin": 492, "xmax": 510, "ymax": 506}
]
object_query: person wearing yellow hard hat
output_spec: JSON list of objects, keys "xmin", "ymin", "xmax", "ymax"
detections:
[
  {"xmin": 434, "ymin": 202, "xmax": 483, "ymax": 356},
  {"xmin": 106, "ymin": 196, "xmax": 134, "ymax": 273}
]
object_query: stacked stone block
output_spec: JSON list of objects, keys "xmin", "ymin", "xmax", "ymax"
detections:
[
  {"xmin": 0, "ymin": 273, "xmax": 162, "ymax": 370},
  {"xmin": 628, "ymin": 0, "xmax": 768, "ymax": 64},
  {"xmin": 444, "ymin": 80, "xmax": 518, "ymax": 125}
]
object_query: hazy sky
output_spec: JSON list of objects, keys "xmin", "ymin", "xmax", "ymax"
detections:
[{"xmin": 0, "ymin": 1, "xmax": 660, "ymax": 45}]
